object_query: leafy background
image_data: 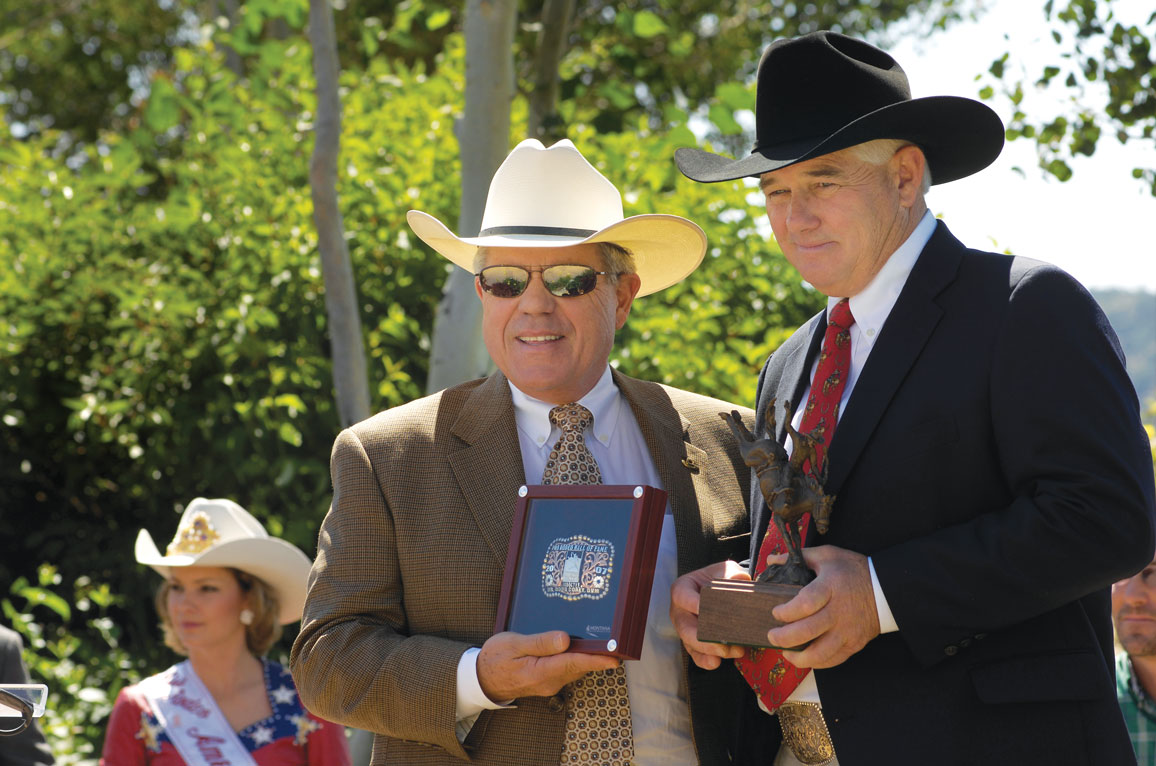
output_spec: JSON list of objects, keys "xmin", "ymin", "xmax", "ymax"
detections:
[{"xmin": 0, "ymin": 0, "xmax": 1152, "ymax": 759}]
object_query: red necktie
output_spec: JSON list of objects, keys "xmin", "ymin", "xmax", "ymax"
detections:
[{"xmin": 735, "ymin": 298, "xmax": 855, "ymax": 711}]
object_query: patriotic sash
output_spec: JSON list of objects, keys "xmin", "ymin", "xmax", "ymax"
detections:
[{"xmin": 136, "ymin": 661, "xmax": 259, "ymax": 766}]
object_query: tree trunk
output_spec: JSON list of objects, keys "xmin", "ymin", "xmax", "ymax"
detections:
[
  {"xmin": 527, "ymin": 0, "xmax": 576, "ymax": 142},
  {"xmin": 309, "ymin": 0, "xmax": 371, "ymax": 430},
  {"xmin": 425, "ymin": 0, "xmax": 517, "ymax": 394},
  {"xmin": 217, "ymin": 0, "xmax": 244, "ymax": 76},
  {"xmin": 306, "ymin": 4, "xmax": 374, "ymax": 757}
]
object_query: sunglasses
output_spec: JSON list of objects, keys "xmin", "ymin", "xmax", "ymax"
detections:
[{"xmin": 475, "ymin": 264, "xmax": 613, "ymax": 298}]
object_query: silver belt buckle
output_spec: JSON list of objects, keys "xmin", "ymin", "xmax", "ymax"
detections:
[{"xmin": 776, "ymin": 701, "xmax": 835, "ymax": 766}]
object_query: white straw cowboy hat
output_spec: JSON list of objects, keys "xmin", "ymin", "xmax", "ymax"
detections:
[
  {"xmin": 135, "ymin": 498, "xmax": 312, "ymax": 625},
  {"xmin": 406, "ymin": 138, "xmax": 707, "ymax": 297}
]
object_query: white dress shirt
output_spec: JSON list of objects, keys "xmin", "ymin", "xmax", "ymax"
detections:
[
  {"xmin": 773, "ymin": 210, "xmax": 937, "ymax": 710},
  {"xmin": 455, "ymin": 366, "xmax": 697, "ymax": 765}
]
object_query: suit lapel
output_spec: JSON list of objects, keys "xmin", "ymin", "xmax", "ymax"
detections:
[
  {"xmin": 615, "ymin": 370, "xmax": 689, "ymax": 497},
  {"xmin": 615, "ymin": 372, "xmax": 708, "ymax": 575},
  {"xmin": 447, "ymin": 373, "xmax": 527, "ymax": 566},
  {"xmin": 772, "ymin": 314, "xmax": 827, "ymax": 444},
  {"xmin": 825, "ymin": 222, "xmax": 963, "ymax": 493}
]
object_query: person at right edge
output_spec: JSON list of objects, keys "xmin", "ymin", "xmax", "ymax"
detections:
[{"xmin": 669, "ymin": 30, "xmax": 1156, "ymax": 766}]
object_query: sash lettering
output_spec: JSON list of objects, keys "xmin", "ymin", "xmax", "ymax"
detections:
[{"xmin": 136, "ymin": 661, "xmax": 259, "ymax": 766}]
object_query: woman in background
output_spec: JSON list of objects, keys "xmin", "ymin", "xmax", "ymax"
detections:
[{"xmin": 100, "ymin": 498, "xmax": 350, "ymax": 765}]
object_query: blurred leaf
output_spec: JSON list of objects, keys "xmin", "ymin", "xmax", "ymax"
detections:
[
  {"xmin": 427, "ymin": 9, "xmax": 452, "ymax": 30},
  {"xmin": 14, "ymin": 584, "xmax": 72, "ymax": 621},
  {"xmin": 708, "ymin": 103, "xmax": 743, "ymax": 135},
  {"xmin": 144, "ymin": 76, "xmax": 181, "ymax": 134},
  {"xmin": 632, "ymin": 10, "xmax": 668, "ymax": 38}
]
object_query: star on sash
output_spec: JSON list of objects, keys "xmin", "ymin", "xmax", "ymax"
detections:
[
  {"xmin": 136, "ymin": 712, "xmax": 164, "ymax": 753},
  {"xmin": 270, "ymin": 684, "xmax": 297, "ymax": 705},
  {"xmin": 290, "ymin": 714, "xmax": 321, "ymax": 746},
  {"xmin": 250, "ymin": 723, "xmax": 275, "ymax": 746}
]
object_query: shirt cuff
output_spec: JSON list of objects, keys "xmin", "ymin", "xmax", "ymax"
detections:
[
  {"xmin": 455, "ymin": 647, "xmax": 514, "ymax": 741},
  {"xmin": 868, "ymin": 557, "xmax": 899, "ymax": 634},
  {"xmin": 457, "ymin": 647, "xmax": 512, "ymax": 717}
]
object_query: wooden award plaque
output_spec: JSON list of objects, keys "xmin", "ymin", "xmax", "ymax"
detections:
[
  {"xmin": 494, "ymin": 484, "xmax": 667, "ymax": 660},
  {"xmin": 696, "ymin": 580, "xmax": 801, "ymax": 648}
]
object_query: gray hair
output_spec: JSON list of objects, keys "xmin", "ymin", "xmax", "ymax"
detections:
[
  {"xmin": 474, "ymin": 242, "xmax": 636, "ymax": 284},
  {"xmin": 850, "ymin": 139, "xmax": 932, "ymax": 193}
]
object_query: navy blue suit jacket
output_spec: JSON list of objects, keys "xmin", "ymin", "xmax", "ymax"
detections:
[{"xmin": 740, "ymin": 222, "xmax": 1156, "ymax": 765}]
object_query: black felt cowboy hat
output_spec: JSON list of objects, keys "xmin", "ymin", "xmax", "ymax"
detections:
[{"xmin": 675, "ymin": 31, "xmax": 1005, "ymax": 184}]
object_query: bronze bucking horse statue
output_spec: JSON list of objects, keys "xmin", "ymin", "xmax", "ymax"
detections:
[{"xmin": 721, "ymin": 398, "xmax": 835, "ymax": 587}]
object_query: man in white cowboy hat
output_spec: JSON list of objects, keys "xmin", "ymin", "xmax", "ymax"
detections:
[
  {"xmin": 290, "ymin": 138, "xmax": 764, "ymax": 765},
  {"xmin": 669, "ymin": 30, "xmax": 1156, "ymax": 766}
]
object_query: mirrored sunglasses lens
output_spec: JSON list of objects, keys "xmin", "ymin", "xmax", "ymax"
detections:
[
  {"xmin": 479, "ymin": 267, "xmax": 529, "ymax": 298},
  {"xmin": 543, "ymin": 266, "xmax": 598, "ymax": 297}
]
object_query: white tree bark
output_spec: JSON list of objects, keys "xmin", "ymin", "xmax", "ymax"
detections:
[
  {"xmin": 308, "ymin": 0, "xmax": 371, "ymax": 429},
  {"xmin": 424, "ymin": 0, "xmax": 517, "ymax": 394},
  {"xmin": 307, "ymin": 2, "xmax": 375, "ymax": 758}
]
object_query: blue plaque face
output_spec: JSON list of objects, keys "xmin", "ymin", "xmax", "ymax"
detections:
[
  {"xmin": 495, "ymin": 484, "xmax": 668, "ymax": 659},
  {"xmin": 506, "ymin": 497, "xmax": 634, "ymax": 640}
]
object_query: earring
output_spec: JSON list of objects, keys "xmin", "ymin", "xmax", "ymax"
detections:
[{"xmin": 240, "ymin": 609, "xmax": 254, "ymax": 626}]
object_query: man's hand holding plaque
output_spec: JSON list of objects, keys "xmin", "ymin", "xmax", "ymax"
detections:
[
  {"xmin": 669, "ymin": 560, "xmax": 751, "ymax": 668},
  {"xmin": 476, "ymin": 630, "xmax": 621, "ymax": 702},
  {"xmin": 694, "ymin": 400, "xmax": 836, "ymax": 648}
]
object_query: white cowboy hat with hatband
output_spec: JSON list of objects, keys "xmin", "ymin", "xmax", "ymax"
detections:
[
  {"xmin": 135, "ymin": 498, "xmax": 312, "ymax": 625},
  {"xmin": 406, "ymin": 138, "xmax": 707, "ymax": 297}
]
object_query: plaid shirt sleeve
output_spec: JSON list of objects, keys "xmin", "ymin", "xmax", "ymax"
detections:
[{"xmin": 1117, "ymin": 651, "xmax": 1156, "ymax": 763}]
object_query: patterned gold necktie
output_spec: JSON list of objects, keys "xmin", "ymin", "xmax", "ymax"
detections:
[{"xmin": 543, "ymin": 403, "xmax": 634, "ymax": 766}]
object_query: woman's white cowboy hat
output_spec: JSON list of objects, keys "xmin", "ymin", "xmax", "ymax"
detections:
[
  {"xmin": 406, "ymin": 138, "xmax": 707, "ymax": 297},
  {"xmin": 135, "ymin": 498, "xmax": 312, "ymax": 625}
]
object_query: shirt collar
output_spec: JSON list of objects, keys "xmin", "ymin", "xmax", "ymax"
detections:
[
  {"xmin": 1126, "ymin": 655, "xmax": 1156, "ymax": 718},
  {"xmin": 833, "ymin": 210, "xmax": 937, "ymax": 334},
  {"xmin": 509, "ymin": 366, "xmax": 622, "ymax": 448}
]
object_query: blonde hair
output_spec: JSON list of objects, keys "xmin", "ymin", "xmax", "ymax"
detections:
[{"xmin": 156, "ymin": 568, "xmax": 282, "ymax": 656}]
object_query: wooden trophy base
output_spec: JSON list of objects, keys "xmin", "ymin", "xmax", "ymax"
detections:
[{"xmin": 696, "ymin": 579, "xmax": 801, "ymax": 648}]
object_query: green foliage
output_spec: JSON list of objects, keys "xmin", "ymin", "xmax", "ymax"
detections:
[
  {"xmin": 1146, "ymin": 401, "xmax": 1156, "ymax": 472},
  {"xmin": 546, "ymin": 0, "xmax": 978, "ymax": 137},
  {"xmin": 5, "ymin": 566, "xmax": 145, "ymax": 764},
  {"xmin": 0, "ymin": 32, "xmax": 462, "ymax": 747},
  {"xmin": 0, "ymin": 0, "xmax": 191, "ymax": 143},
  {"xmin": 982, "ymin": 1, "xmax": 1156, "ymax": 194},
  {"xmin": 302, "ymin": 0, "xmax": 982, "ymax": 146},
  {"xmin": 323, "ymin": 0, "xmax": 462, "ymax": 75}
]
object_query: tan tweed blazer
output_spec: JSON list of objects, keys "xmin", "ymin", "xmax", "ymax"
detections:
[{"xmin": 290, "ymin": 370, "xmax": 756, "ymax": 765}]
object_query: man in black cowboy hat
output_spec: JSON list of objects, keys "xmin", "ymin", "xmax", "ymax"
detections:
[{"xmin": 669, "ymin": 31, "xmax": 1156, "ymax": 765}]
